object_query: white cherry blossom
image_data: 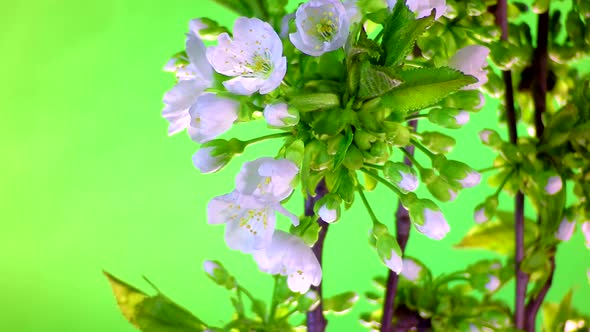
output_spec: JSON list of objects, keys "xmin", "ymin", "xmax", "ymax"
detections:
[
  {"xmin": 162, "ymin": 19, "xmax": 214, "ymax": 135},
  {"xmin": 253, "ymin": 230, "xmax": 322, "ymax": 293},
  {"xmin": 387, "ymin": 0, "xmax": 447, "ymax": 20},
  {"xmin": 263, "ymin": 102, "xmax": 300, "ymax": 127},
  {"xmin": 208, "ymin": 191, "xmax": 297, "ymax": 253},
  {"xmin": 290, "ymin": 0, "xmax": 351, "ymax": 56},
  {"xmin": 187, "ymin": 93, "xmax": 239, "ymax": 143},
  {"xmin": 235, "ymin": 157, "xmax": 299, "ymax": 203},
  {"xmin": 449, "ymin": 45, "xmax": 491, "ymax": 90},
  {"xmin": 207, "ymin": 17, "xmax": 286, "ymax": 95}
]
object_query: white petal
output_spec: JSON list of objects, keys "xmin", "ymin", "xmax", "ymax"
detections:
[
  {"xmin": 203, "ymin": 260, "xmax": 219, "ymax": 277},
  {"xmin": 188, "ymin": 94, "xmax": 239, "ymax": 143},
  {"xmin": 186, "ymin": 26, "xmax": 213, "ymax": 84},
  {"xmin": 449, "ymin": 45, "xmax": 490, "ymax": 90},
  {"xmin": 474, "ymin": 207, "xmax": 488, "ymax": 224},
  {"xmin": 398, "ymin": 171, "xmax": 419, "ymax": 192},
  {"xmin": 459, "ymin": 171, "xmax": 481, "ymax": 188},
  {"xmin": 454, "ymin": 111, "xmax": 470, "ymax": 125},
  {"xmin": 405, "ymin": 0, "xmax": 447, "ymax": 19},
  {"xmin": 192, "ymin": 147, "xmax": 225, "ymax": 174},
  {"xmin": 236, "ymin": 157, "xmax": 299, "ymax": 202}
]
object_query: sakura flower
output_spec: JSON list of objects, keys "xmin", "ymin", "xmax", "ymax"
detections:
[
  {"xmin": 263, "ymin": 102, "xmax": 300, "ymax": 127},
  {"xmin": 187, "ymin": 93, "xmax": 239, "ymax": 143},
  {"xmin": 235, "ymin": 157, "xmax": 299, "ymax": 203},
  {"xmin": 208, "ymin": 191, "xmax": 297, "ymax": 253},
  {"xmin": 582, "ymin": 221, "xmax": 590, "ymax": 248},
  {"xmin": 253, "ymin": 230, "xmax": 322, "ymax": 293},
  {"xmin": 344, "ymin": 0, "xmax": 362, "ymax": 24},
  {"xmin": 162, "ymin": 19, "xmax": 214, "ymax": 135},
  {"xmin": 387, "ymin": 0, "xmax": 447, "ymax": 20},
  {"xmin": 207, "ymin": 17, "xmax": 286, "ymax": 95},
  {"xmin": 290, "ymin": 0, "xmax": 351, "ymax": 56},
  {"xmin": 449, "ymin": 45, "xmax": 490, "ymax": 90},
  {"xmin": 555, "ymin": 217, "xmax": 575, "ymax": 241}
]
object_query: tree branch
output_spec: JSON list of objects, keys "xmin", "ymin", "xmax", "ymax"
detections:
[
  {"xmin": 380, "ymin": 120, "xmax": 418, "ymax": 332},
  {"xmin": 490, "ymin": 0, "xmax": 528, "ymax": 328},
  {"xmin": 306, "ymin": 180, "xmax": 329, "ymax": 332},
  {"xmin": 524, "ymin": 9, "xmax": 552, "ymax": 332}
]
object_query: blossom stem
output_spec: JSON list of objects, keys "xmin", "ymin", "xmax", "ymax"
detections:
[
  {"xmin": 306, "ymin": 180, "xmax": 329, "ymax": 332},
  {"xmin": 404, "ymin": 113, "xmax": 428, "ymax": 121},
  {"xmin": 356, "ymin": 186, "xmax": 380, "ymax": 225},
  {"xmin": 269, "ymin": 275, "xmax": 280, "ymax": 322},
  {"xmin": 359, "ymin": 168, "xmax": 404, "ymax": 198},
  {"xmin": 492, "ymin": 168, "xmax": 516, "ymax": 197},
  {"xmin": 477, "ymin": 164, "xmax": 508, "ymax": 173},
  {"xmin": 363, "ymin": 163, "xmax": 384, "ymax": 170},
  {"xmin": 410, "ymin": 138, "xmax": 436, "ymax": 160},
  {"xmin": 243, "ymin": 132, "xmax": 291, "ymax": 146},
  {"xmin": 237, "ymin": 285, "xmax": 257, "ymax": 305},
  {"xmin": 400, "ymin": 148, "xmax": 424, "ymax": 171}
]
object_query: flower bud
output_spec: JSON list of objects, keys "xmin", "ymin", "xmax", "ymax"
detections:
[
  {"xmin": 263, "ymin": 102, "xmax": 300, "ymax": 127},
  {"xmin": 192, "ymin": 138, "xmax": 244, "ymax": 173},
  {"xmin": 408, "ymin": 199, "xmax": 450, "ymax": 240},
  {"xmin": 485, "ymin": 275, "xmax": 500, "ymax": 292},
  {"xmin": 582, "ymin": 221, "xmax": 590, "ymax": 248},
  {"xmin": 474, "ymin": 196, "xmax": 498, "ymax": 223},
  {"xmin": 375, "ymin": 233, "xmax": 403, "ymax": 274},
  {"xmin": 383, "ymin": 161, "xmax": 419, "ymax": 192},
  {"xmin": 543, "ymin": 174, "xmax": 563, "ymax": 195},
  {"xmin": 426, "ymin": 176, "xmax": 458, "ymax": 202},
  {"xmin": 438, "ymin": 159, "xmax": 481, "ymax": 188},
  {"xmin": 479, "ymin": 129, "xmax": 502, "ymax": 148},
  {"xmin": 315, "ymin": 194, "xmax": 341, "ymax": 223},
  {"xmin": 419, "ymin": 131, "xmax": 456, "ymax": 154},
  {"xmin": 428, "ymin": 108, "xmax": 470, "ymax": 129},
  {"xmin": 203, "ymin": 260, "xmax": 235, "ymax": 289},
  {"xmin": 401, "ymin": 258, "xmax": 425, "ymax": 282},
  {"xmin": 555, "ymin": 212, "xmax": 575, "ymax": 241},
  {"xmin": 441, "ymin": 90, "xmax": 486, "ymax": 110}
]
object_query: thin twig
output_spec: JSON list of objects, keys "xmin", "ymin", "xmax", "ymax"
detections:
[
  {"xmin": 380, "ymin": 119, "xmax": 417, "ymax": 332},
  {"xmin": 306, "ymin": 180, "xmax": 329, "ymax": 332},
  {"xmin": 490, "ymin": 0, "xmax": 528, "ymax": 328}
]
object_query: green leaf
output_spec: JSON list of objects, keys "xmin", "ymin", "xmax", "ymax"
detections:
[
  {"xmin": 104, "ymin": 272, "xmax": 208, "ymax": 332},
  {"xmin": 323, "ymin": 292, "xmax": 359, "ymax": 315},
  {"xmin": 380, "ymin": 67, "xmax": 477, "ymax": 113},
  {"xmin": 332, "ymin": 128, "xmax": 354, "ymax": 169},
  {"xmin": 289, "ymin": 93, "xmax": 341, "ymax": 113},
  {"xmin": 542, "ymin": 290, "xmax": 574, "ymax": 332},
  {"xmin": 358, "ymin": 62, "xmax": 403, "ymax": 99},
  {"xmin": 382, "ymin": 1, "xmax": 434, "ymax": 67},
  {"xmin": 454, "ymin": 211, "xmax": 538, "ymax": 254}
]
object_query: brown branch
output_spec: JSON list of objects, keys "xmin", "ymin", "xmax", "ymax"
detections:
[
  {"xmin": 524, "ymin": 9, "xmax": 552, "ymax": 332},
  {"xmin": 490, "ymin": 0, "xmax": 529, "ymax": 329},
  {"xmin": 380, "ymin": 120, "xmax": 418, "ymax": 332},
  {"xmin": 525, "ymin": 255, "xmax": 555, "ymax": 331},
  {"xmin": 306, "ymin": 180, "xmax": 329, "ymax": 332}
]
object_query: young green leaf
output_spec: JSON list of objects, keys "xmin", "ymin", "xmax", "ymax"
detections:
[
  {"xmin": 323, "ymin": 292, "xmax": 359, "ymax": 315},
  {"xmin": 380, "ymin": 67, "xmax": 477, "ymax": 113},
  {"xmin": 358, "ymin": 62, "xmax": 403, "ymax": 99},
  {"xmin": 104, "ymin": 272, "xmax": 208, "ymax": 332},
  {"xmin": 382, "ymin": 1, "xmax": 435, "ymax": 67}
]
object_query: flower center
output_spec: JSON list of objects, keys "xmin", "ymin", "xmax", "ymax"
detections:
[
  {"xmin": 315, "ymin": 13, "xmax": 338, "ymax": 41},
  {"xmin": 247, "ymin": 54, "xmax": 273, "ymax": 78}
]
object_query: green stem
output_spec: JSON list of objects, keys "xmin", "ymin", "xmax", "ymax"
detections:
[
  {"xmin": 278, "ymin": 308, "xmax": 300, "ymax": 321},
  {"xmin": 405, "ymin": 113, "xmax": 428, "ymax": 121},
  {"xmin": 410, "ymin": 138, "xmax": 436, "ymax": 160},
  {"xmin": 434, "ymin": 271, "xmax": 470, "ymax": 289},
  {"xmin": 493, "ymin": 168, "xmax": 516, "ymax": 197},
  {"xmin": 356, "ymin": 186, "xmax": 380, "ymax": 225},
  {"xmin": 478, "ymin": 164, "xmax": 508, "ymax": 173},
  {"xmin": 400, "ymin": 148, "xmax": 424, "ymax": 171},
  {"xmin": 238, "ymin": 285, "xmax": 257, "ymax": 304},
  {"xmin": 359, "ymin": 168, "xmax": 404, "ymax": 197},
  {"xmin": 244, "ymin": 132, "xmax": 291, "ymax": 146},
  {"xmin": 364, "ymin": 163, "xmax": 384, "ymax": 170},
  {"xmin": 269, "ymin": 276, "xmax": 279, "ymax": 322}
]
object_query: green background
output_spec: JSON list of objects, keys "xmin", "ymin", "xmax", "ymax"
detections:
[{"xmin": 1, "ymin": 0, "xmax": 588, "ymax": 331}]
